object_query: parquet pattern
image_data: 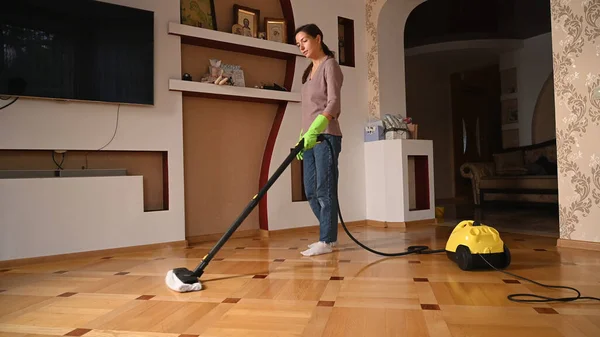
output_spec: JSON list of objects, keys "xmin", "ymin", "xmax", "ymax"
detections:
[{"xmin": 1, "ymin": 223, "xmax": 600, "ymax": 337}]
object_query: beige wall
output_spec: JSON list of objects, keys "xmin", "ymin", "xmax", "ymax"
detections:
[{"xmin": 550, "ymin": 0, "xmax": 600, "ymax": 243}]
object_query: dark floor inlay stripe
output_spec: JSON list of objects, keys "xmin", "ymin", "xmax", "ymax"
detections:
[
  {"xmin": 54, "ymin": 270, "xmax": 68, "ymax": 274},
  {"xmin": 534, "ymin": 307, "xmax": 558, "ymax": 314},
  {"xmin": 115, "ymin": 272, "xmax": 130, "ymax": 276},
  {"xmin": 503, "ymin": 279, "xmax": 520, "ymax": 284},
  {"xmin": 136, "ymin": 295, "xmax": 155, "ymax": 300},
  {"xmin": 274, "ymin": 259, "xmax": 285, "ymax": 262},
  {"xmin": 222, "ymin": 297, "xmax": 241, "ymax": 303},
  {"xmin": 338, "ymin": 260, "xmax": 351, "ymax": 263},
  {"xmin": 58, "ymin": 292, "xmax": 77, "ymax": 297},
  {"xmin": 253, "ymin": 274, "xmax": 268, "ymax": 279},
  {"xmin": 421, "ymin": 304, "xmax": 440, "ymax": 310},
  {"xmin": 317, "ymin": 301, "xmax": 335, "ymax": 307},
  {"xmin": 409, "ymin": 261, "xmax": 421, "ymax": 264},
  {"xmin": 64, "ymin": 328, "xmax": 92, "ymax": 336},
  {"xmin": 413, "ymin": 278, "xmax": 429, "ymax": 282},
  {"xmin": 330, "ymin": 276, "xmax": 344, "ymax": 280}
]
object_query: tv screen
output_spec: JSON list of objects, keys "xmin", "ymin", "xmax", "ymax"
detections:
[{"xmin": 0, "ymin": 0, "xmax": 154, "ymax": 105}]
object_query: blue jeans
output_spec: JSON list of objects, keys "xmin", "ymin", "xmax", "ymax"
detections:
[{"xmin": 302, "ymin": 134, "xmax": 342, "ymax": 243}]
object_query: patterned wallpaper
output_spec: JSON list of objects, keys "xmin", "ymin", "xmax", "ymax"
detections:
[
  {"xmin": 365, "ymin": 0, "xmax": 386, "ymax": 120},
  {"xmin": 551, "ymin": 0, "xmax": 600, "ymax": 242}
]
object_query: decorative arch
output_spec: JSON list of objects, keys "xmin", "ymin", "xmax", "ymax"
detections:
[
  {"xmin": 258, "ymin": 0, "xmax": 296, "ymax": 230},
  {"xmin": 365, "ymin": 0, "xmax": 425, "ymax": 120}
]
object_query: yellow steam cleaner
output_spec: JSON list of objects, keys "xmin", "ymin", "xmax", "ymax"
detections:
[{"xmin": 445, "ymin": 220, "xmax": 511, "ymax": 271}]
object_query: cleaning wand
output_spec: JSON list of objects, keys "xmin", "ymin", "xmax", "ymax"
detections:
[{"xmin": 165, "ymin": 136, "xmax": 314, "ymax": 292}]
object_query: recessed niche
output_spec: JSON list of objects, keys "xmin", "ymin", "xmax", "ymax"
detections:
[
  {"xmin": 408, "ymin": 155, "xmax": 429, "ymax": 211},
  {"xmin": 0, "ymin": 150, "xmax": 168, "ymax": 212},
  {"xmin": 337, "ymin": 17, "xmax": 355, "ymax": 67},
  {"xmin": 291, "ymin": 148, "xmax": 307, "ymax": 202}
]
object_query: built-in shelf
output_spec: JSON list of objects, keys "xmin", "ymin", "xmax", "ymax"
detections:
[
  {"xmin": 168, "ymin": 22, "xmax": 303, "ymax": 60},
  {"xmin": 169, "ymin": 79, "xmax": 301, "ymax": 103}
]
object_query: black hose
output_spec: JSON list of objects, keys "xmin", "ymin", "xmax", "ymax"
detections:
[{"xmin": 321, "ymin": 136, "xmax": 445, "ymax": 256}]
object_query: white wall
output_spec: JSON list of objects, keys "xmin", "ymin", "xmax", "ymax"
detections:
[
  {"xmin": 365, "ymin": 139, "xmax": 435, "ymax": 223},
  {"xmin": 266, "ymin": 0, "xmax": 368, "ymax": 230},
  {"xmin": 0, "ymin": 0, "xmax": 185, "ymax": 261},
  {"xmin": 0, "ymin": 0, "xmax": 371, "ymax": 261},
  {"xmin": 500, "ymin": 33, "xmax": 553, "ymax": 146},
  {"xmin": 377, "ymin": 0, "xmax": 424, "ymax": 118}
]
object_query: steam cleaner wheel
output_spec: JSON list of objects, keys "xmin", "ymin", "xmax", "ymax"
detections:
[{"xmin": 453, "ymin": 244, "xmax": 511, "ymax": 271}]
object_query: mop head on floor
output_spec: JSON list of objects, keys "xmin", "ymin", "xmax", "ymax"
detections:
[{"xmin": 165, "ymin": 268, "xmax": 202, "ymax": 292}]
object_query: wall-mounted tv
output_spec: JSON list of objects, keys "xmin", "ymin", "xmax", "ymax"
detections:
[{"xmin": 0, "ymin": 0, "xmax": 154, "ymax": 106}]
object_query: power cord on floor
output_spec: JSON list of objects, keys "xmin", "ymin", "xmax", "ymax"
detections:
[
  {"xmin": 320, "ymin": 136, "xmax": 600, "ymax": 304},
  {"xmin": 478, "ymin": 254, "xmax": 600, "ymax": 303}
]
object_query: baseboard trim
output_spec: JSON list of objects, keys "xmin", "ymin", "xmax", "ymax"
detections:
[
  {"xmin": 556, "ymin": 238, "xmax": 600, "ymax": 252},
  {"xmin": 261, "ymin": 220, "xmax": 367, "ymax": 237},
  {"xmin": 366, "ymin": 218, "xmax": 436, "ymax": 228},
  {"xmin": 187, "ymin": 229, "xmax": 260, "ymax": 244},
  {"xmin": 0, "ymin": 240, "xmax": 188, "ymax": 269}
]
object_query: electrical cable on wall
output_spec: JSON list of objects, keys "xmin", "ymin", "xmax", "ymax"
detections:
[
  {"xmin": 0, "ymin": 96, "xmax": 19, "ymax": 110},
  {"xmin": 83, "ymin": 104, "xmax": 121, "ymax": 169}
]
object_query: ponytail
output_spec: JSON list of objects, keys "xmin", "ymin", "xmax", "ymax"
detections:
[{"xmin": 321, "ymin": 41, "xmax": 335, "ymax": 58}]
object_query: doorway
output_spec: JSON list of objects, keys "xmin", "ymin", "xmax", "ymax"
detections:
[{"xmin": 450, "ymin": 64, "xmax": 503, "ymax": 201}]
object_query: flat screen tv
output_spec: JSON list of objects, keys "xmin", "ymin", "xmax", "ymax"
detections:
[{"xmin": 0, "ymin": 0, "xmax": 154, "ymax": 106}]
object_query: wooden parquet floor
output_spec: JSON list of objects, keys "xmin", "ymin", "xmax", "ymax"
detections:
[{"xmin": 1, "ymin": 223, "xmax": 600, "ymax": 337}]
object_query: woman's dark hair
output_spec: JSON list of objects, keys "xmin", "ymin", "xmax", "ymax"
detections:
[{"xmin": 294, "ymin": 24, "xmax": 335, "ymax": 83}]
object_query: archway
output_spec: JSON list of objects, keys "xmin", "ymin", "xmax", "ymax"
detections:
[{"xmin": 365, "ymin": 0, "xmax": 424, "ymax": 120}]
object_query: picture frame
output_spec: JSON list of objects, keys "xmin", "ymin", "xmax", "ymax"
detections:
[
  {"xmin": 233, "ymin": 4, "xmax": 260, "ymax": 38},
  {"xmin": 180, "ymin": 0, "xmax": 217, "ymax": 30},
  {"xmin": 264, "ymin": 18, "xmax": 287, "ymax": 43}
]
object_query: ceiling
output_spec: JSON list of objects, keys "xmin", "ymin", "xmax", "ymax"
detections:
[{"xmin": 404, "ymin": 0, "xmax": 552, "ymax": 48}]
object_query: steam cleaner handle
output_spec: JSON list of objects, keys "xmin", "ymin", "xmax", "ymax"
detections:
[{"xmin": 295, "ymin": 134, "xmax": 326, "ymax": 153}]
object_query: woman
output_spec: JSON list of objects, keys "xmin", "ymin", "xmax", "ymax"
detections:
[{"xmin": 294, "ymin": 24, "xmax": 344, "ymax": 257}]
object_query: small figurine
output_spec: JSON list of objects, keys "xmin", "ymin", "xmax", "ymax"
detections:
[{"xmin": 200, "ymin": 59, "xmax": 232, "ymax": 85}]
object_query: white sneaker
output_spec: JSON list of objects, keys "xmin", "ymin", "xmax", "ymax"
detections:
[
  {"xmin": 301, "ymin": 241, "xmax": 334, "ymax": 256},
  {"xmin": 308, "ymin": 241, "xmax": 337, "ymax": 248}
]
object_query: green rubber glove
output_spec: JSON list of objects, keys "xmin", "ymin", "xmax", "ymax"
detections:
[
  {"xmin": 296, "ymin": 129, "xmax": 304, "ymax": 160},
  {"xmin": 302, "ymin": 114, "xmax": 329, "ymax": 150}
]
